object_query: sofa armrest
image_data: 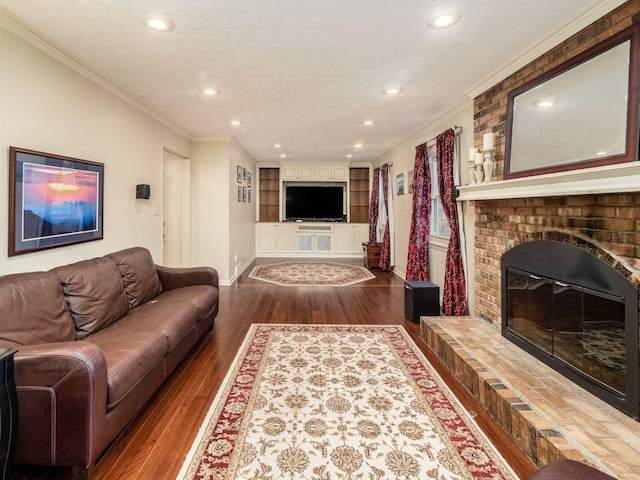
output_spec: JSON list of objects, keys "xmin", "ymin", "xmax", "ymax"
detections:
[
  {"xmin": 156, "ymin": 265, "xmax": 219, "ymax": 292},
  {"xmin": 13, "ymin": 341, "xmax": 108, "ymax": 469}
]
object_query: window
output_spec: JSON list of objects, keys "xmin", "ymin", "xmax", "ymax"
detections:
[{"xmin": 428, "ymin": 145, "xmax": 451, "ymax": 238}]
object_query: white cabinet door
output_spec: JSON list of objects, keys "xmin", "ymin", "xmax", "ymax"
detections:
[
  {"xmin": 352, "ymin": 224, "xmax": 369, "ymax": 252},
  {"xmin": 277, "ymin": 224, "xmax": 296, "ymax": 253},
  {"xmin": 297, "ymin": 165, "xmax": 315, "ymax": 180},
  {"xmin": 316, "ymin": 234, "xmax": 332, "ymax": 252},
  {"xmin": 281, "ymin": 166, "xmax": 298, "ymax": 180},
  {"xmin": 331, "ymin": 165, "xmax": 348, "ymax": 180},
  {"xmin": 333, "ymin": 224, "xmax": 354, "ymax": 253},
  {"xmin": 257, "ymin": 224, "xmax": 278, "ymax": 253}
]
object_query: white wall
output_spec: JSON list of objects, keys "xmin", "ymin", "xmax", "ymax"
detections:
[
  {"xmin": 228, "ymin": 142, "xmax": 257, "ymax": 282},
  {"xmin": 190, "ymin": 140, "xmax": 231, "ymax": 281},
  {"xmin": 373, "ymin": 100, "xmax": 476, "ymax": 313},
  {"xmin": 0, "ymin": 25, "xmax": 190, "ymax": 274}
]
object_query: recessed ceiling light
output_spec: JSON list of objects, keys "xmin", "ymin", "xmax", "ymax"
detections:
[
  {"xmin": 143, "ymin": 15, "xmax": 175, "ymax": 32},
  {"xmin": 534, "ymin": 100, "xmax": 554, "ymax": 108},
  {"xmin": 355, "ymin": 143, "xmax": 363, "ymax": 148},
  {"xmin": 279, "ymin": 153, "xmax": 287, "ymax": 158},
  {"xmin": 596, "ymin": 151, "xmax": 608, "ymax": 156},
  {"xmin": 364, "ymin": 120, "xmax": 374, "ymax": 126},
  {"xmin": 230, "ymin": 120, "xmax": 242, "ymax": 126},
  {"xmin": 201, "ymin": 88, "xmax": 219, "ymax": 96},
  {"xmin": 346, "ymin": 154, "xmax": 353, "ymax": 158},
  {"xmin": 274, "ymin": 143, "xmax": 282, "ymax": 148},
  {"xmin": 426, "ymin": 11, "xmax": 461, "ymax": 29},
  {"xmin": 383, "ymin": 88, "xmax": 402, "ymax": 95}
]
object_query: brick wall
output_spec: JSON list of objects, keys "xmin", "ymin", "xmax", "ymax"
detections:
[
  {"xmin": 473, "ymin": 0, "xmax": 640, "ymax": 181},
  {"xmin": 471, "ymin": 1, "xmax": 640, "ymax": 324}
]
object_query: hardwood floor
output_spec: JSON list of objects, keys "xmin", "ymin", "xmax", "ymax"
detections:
[{"xmin": 10, "ymin": 260, "xmax": 536, "ymax": 479}]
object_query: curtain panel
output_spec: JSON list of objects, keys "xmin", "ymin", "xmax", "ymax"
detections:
[
  {"xmin": 436, "ymin": 129, "xmax": 468, "ymax": 316},
  {"xmin": 406, "ymin": 143, "xmax": 431, "ymax": 281},
  {"xmin": 379, "ymin": 164, "xmax": 392, "ymax": 270},
  {"xmin": 368, "ymin": 167, "xmax": 380, "ymax": 243}
]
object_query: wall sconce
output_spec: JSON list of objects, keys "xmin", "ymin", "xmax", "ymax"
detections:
[
  {"xmin": 136, "ymin": 184, "xmax": 150, "ymax": 199},
  {"xmin": 482, "ymin": 133, "xmax": 494, "ymax": 183}
]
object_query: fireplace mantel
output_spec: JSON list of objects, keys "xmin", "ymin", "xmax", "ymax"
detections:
[{"xmin": 457, "ymin": 162, "xmax": 640, "ymax": 201}]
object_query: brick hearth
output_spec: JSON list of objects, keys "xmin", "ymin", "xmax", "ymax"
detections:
[{"xmin": 421, "ymin": 316, "xmax": 640, "ymax": 479}]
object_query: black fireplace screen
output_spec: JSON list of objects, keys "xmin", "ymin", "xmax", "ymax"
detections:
[{"xmin": 502, "ymin": 240, "xmax": 638, "ymax": 419}]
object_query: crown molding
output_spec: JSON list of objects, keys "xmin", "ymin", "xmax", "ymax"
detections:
[
  {"xmin": 0, "ymin": 9, "xmax": 192, "ymax": 140},
  {"xmin": 465, "ymin": 0, "xmax": 628, "ymax": 100}
]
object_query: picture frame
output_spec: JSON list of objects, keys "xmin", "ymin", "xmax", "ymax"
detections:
[
  {"xmin": 9, "ymin": 146, "xmax": 104, "ymax": 256},
  {"xmin": 237, "ymin": 165, "xmax": 243, "ymax": 183},
  {"xmin": 238, "ymin": 186, "xmax": 242, "ymax": 202},
  {"xmin": 247, "ymin": 172, "xmax": 252, "ymax": 187},
  {"xmin": 505, "ymin": 24, "xmax": 640, "ymax": 179},
  {"xmin": 248, "ymin": 189, "xmax": 252, "ymax": 203},
  {"xmin": 242, "ymin": 186, "xmax": 247, "ymax": 202},
  {"xmin": 243, "ymin": 168, "xmax": 247, "ymax": 180},
  {"xmin": 407, "ymin": 169, "xmax": 414, "ymax": 194},
  {"xmin": 396, "ymin": 172, "xmax": 405, "ymax": 195}
]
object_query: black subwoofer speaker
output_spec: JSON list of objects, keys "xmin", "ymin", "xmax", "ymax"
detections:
[{"xmin": 404, "ymin": 280, "xmax": 440, "ymax": 323}]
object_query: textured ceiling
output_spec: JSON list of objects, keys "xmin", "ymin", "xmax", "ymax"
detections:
[{"xmin": 0, "ymin": 0, "xmax": 607, "ymax": 163}]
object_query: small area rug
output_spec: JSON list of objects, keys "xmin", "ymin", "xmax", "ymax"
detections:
[
  {"xmin": 176, "ymin": 324, "xmax": 517, "ymax": 480},
  {"xmin": 249, "ymin": 262, "xmax": 375, "ymax": 286}
]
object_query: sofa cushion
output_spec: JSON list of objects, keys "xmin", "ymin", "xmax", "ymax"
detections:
[
  {"xmin": 118, "ymin": 297, "xmax": 199, "ymax": 350},
  {"xmin": 51, "ymin": 257, "xmax": 129, "ymax": 339},
  {"xmin": 0, "ymin": 272, "xmax": 76, "ymax": 346},
  {"xmin": 154, "ymin": 285, "xmax": 219, "ymax": 321},
  {"xmin": 108, "ymin": 247, "xmax": 162, "ymax": 308},
  {"xmin": 85, "ymin": 326, "xmax": 167, "ymax": 409}
]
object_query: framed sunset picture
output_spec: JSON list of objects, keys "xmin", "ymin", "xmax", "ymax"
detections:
[{"xmin": 9, "ymin": 147, "xmax": 104, "ymax": 256}]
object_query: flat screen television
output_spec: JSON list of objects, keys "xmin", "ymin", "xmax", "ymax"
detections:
[{"xmin": 284, "ymin": 183, "xmax": 346, "ymax": 222}]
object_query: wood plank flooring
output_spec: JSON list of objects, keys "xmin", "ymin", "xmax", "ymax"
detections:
[{"xmin": 10, "ymin": 260, "xmax": 536, "ymax": 479}]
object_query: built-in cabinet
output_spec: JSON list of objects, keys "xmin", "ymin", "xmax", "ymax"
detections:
[
  {"xmin": 281, "ymin": 164, "xmax": 348, "ymax": 181},
  {"xmin": 257, "ymin": 222, "xmax": 368, "ymax": 257},
  {"xmin": 256, "ymin": 163, "xmax": 369, "ymax": 257}
]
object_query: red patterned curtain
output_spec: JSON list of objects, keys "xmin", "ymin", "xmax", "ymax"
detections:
[
  {"xmin": 436, "ymin": 129, "xmax": 468, "ymax": 315},
  {"xmin": 406, "ymin": 143, "xmax": 431, "ymax": 281},
  {"xmin": 368, "ymin": 167, "xmax": 380, "ymax": 242},
  {"xmin": 378, "ymin": 164, "xmax": 392, "ymax": 270}
]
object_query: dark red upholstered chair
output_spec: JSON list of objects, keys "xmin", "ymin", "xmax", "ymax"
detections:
[{"xmin": 527, "ymin": 460, "xmax": 616, "ymax": 480}]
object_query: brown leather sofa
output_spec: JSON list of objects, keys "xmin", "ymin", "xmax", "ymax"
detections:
[{"xmin": 0, "ymin": 247, "xmax": 219, "ymax": 480}]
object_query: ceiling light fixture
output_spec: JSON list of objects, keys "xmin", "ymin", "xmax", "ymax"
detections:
[
  {"xmin": 534, "ymin": 100, "xmax": 554, "ymax": 108},
  {"xmin": 143, "ymin": 15, "xmax": 175, "ymax": 32},
  {"xmin": 346, "ymin": 154, "xmax": 353, "ymax": 158},
  {"xmin": 273, "ymin": 143, "xmax": 282, "ymax": 148},
  {"xmin": 355, "ymin": 143, "xmax": 363, "ymax": 148},
  {"xmin": 279, "ymin": 153, "xmax": 287, "ymax": 158},
  {"xmin": 383, "ymin": 88, "xmax": 402, "ymax": 95},
  {"xmin": 201, "ymin": 88, "xmax": 219, "ymax": 96},
  {"xmin": 426, "ymin": 10, "xmax": 461, "ymax": 29},
  {"xmin": 230, "ymin": 120, "xmax": 242, "ymax": 126},
  {"xmin": 364, "ymin": 120, "xmax": 374, "ymax": 126}
]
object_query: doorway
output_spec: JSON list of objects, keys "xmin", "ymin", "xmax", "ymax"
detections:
[{"xmin": 162, "ymin": 149, "xmax": 190, "ymax": 266}]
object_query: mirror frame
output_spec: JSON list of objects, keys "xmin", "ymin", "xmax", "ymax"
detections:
[{"xmin": 504, "ymin": 23, "xmax": 640, "ymax": 179}]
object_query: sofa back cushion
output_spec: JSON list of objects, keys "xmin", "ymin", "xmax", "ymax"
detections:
[
  {"xmin": 107, "ymin": 247, "xmax": 162, "ymax": 308},
  {"xmin": 52, "ymin": 257, "xmax": 130, "ymax": 338},
  {"xmin": 0, "ymin": 272, "xmax": 76, "ymax": 346}
]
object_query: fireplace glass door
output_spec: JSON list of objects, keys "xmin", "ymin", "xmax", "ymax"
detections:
[{"xmin": 505, "ymin": 267, "xmax": 626, "ymax": 395}]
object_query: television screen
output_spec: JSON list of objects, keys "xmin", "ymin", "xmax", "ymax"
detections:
[{"xmin": 285, "ymin": 185, "xmax": 345, "ymax": 221}]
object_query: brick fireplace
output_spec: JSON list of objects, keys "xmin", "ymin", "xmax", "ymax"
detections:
[{"xmin": 464, "ymin": 2, "xmax": 640, "ymax": 419}]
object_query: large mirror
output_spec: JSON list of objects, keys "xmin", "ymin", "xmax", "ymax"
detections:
[{"xmin": 505, "ymin": 24, "xmax": 640, "ymax": 179}]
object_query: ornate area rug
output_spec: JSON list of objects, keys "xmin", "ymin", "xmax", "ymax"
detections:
[
  {"xmin": 176, "ymin": 325, "xmax": 517, "ymax": 480},
  {"xmin": 248, "ymin": 262, "xmax": 375, "ymax": 286}
]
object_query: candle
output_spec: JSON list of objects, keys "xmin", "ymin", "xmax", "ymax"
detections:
[
  {"xmin": 475, "ymin": 152, "xmax": 484, "ymax": 164},
  {"xmin": 469, "ymin": 147, "xmax": 477, "ymax": 162},
  {"xmin": 483, "ymin": 132, "xmax": 494, "ymax": 151}
]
